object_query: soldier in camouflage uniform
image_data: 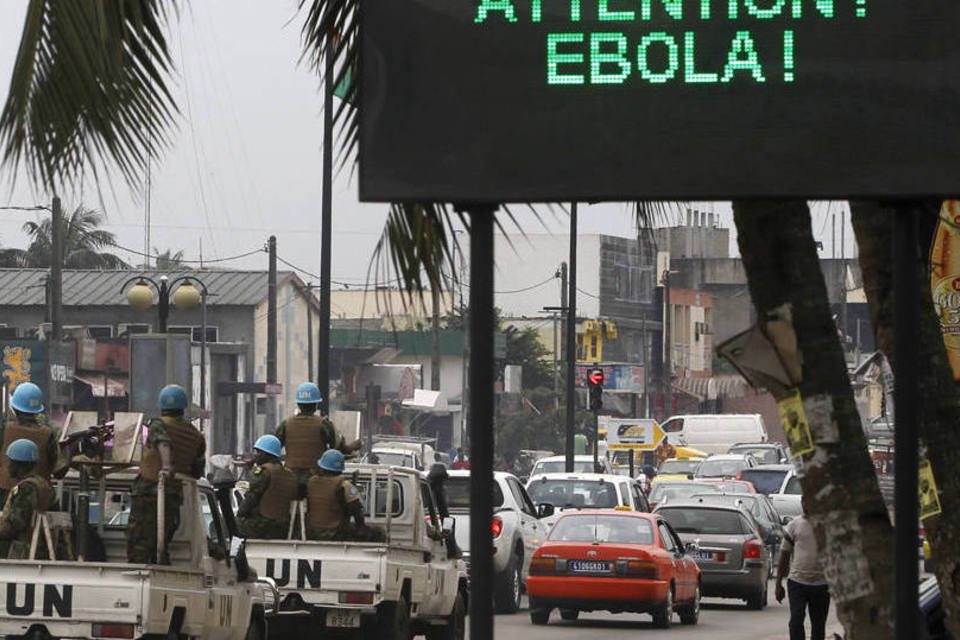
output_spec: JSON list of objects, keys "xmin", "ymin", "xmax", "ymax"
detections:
[
  {"xmin": 275, "ymin": 382, "xmax": 360, "ymax": 497},
  {"xmin": 307, "ymin": 450, "xmax": 385, "ymax": 542},
  {"xmin": 0, "ymin": 383, "xmax": 65, "ymax": 507},
  {"xmin": 0, "ymin": 439, "xmax": 53, "ymax": 559},
  {"xmin": 237, "ymin": 435, "xmax": 296, "ymax": 539},
  {"xmin": 127, "ymin": 385, "xmax": 206, "ymax": 564}
]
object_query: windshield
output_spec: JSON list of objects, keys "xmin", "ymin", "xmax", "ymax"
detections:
[
  {"xmin": 527, "ymin": 479, "xmax": 620, "ymax": 509},
  {"xmin": 739, "ymin": 469, "xmax": 788, "ymax": 494},
  {"xmin": 658, "ymin": 507, "xmax": 752, "ymax": 535},
  {"xmin": 730, "ymin": 446, "xmax": 780, "ymax": 464},
  {"xmin": 445, "ymin": 477, "xmax": 505, "ymax": 510},
  {"xmin": 371, "ymin": 452, "xmax": 414, "ymax": 468},
  {"xmin": 532, "ymin": 460, "xmax": 595, "ymax": 475},
  {"xmin": 658, "ymin": 459, "xmax": 700, "ymax": 475},
  {"xmin": 649, "ymin": 482, "xmax": 719, "ymax": 504},
  {"xmin": 696, "ymin": 459, "xmax": 747, "ymax": 478},
  {"xmin": 549, "ymin": 514, "xmax": 654, "ymax": 544}
]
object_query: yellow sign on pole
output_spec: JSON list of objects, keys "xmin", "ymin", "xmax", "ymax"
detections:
[
  {"xmin": 920, "ymin": 458, "xmax": 942, "ymax": 521},
  {"xmin": 930, "ymin": 201, "xmax": 960, "ymax": 380},
  {"xmin": 778, "ymin": 389, "xmax": 815, "ymax": 458},
  {"xmin": 604, "ymin": 418, "xmax": 665, "ymax": 450}
]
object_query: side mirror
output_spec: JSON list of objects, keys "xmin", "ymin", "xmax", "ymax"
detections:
[
  {"xmin": 781, "ymin": 515, "xmax": 793, "ymax": 525},
  {"xmin": 537, "ymin": 503, "xmax": 555, "ymax": 519},
  {"xmin": 230, "ymin": 537, "xmax": 253, "ymax": 582},
  {"xmin": 684, "ymin": 541, "xmax": 699, "ymax": 555},
  {"xmin": 442, "ymin": 516, "xmax": 456, "ymax": 535}
]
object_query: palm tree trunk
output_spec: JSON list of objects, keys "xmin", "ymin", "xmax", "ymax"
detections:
[
  {"xmin": 734, "ymin": 200, "xmax": 894, "ymax": 638},
  {"xmin": 850, "ymin": 200, "xmax": 960, "ymax": 637}
]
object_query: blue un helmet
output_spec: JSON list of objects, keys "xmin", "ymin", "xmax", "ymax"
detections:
[
  {"xmin": 158, "ymin": 384, "xmax": 188, "ymax": 411},
  {"xmin": 254, "ymin": 435, "xmax": 282, "ymax": 459},
  {"xmin": 10, "ymin": 382, "xmax": 43, "ymax": 414},
  {"xmin": 318, "ymin": 449, "xmax": 345, "ymax": 474},
  {"xmin": 296, "ymin": 382, "xmax": 322, "ymax": 405},
  {"xmin": 6, "ymin": 438, "xmax": 38, "ymax": 463}
]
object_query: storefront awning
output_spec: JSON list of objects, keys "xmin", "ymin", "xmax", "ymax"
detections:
[{"xmin": 74, "ymin": 373, "xmax": 127, "ymax": 398}]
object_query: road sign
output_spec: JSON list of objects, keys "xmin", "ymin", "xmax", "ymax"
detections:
[
  {"xmin": 361, "ymin": 1, "xmax": 960, "ymax": 201},
  {"xmin": 603, "ymin": 417, "xmax": 666, "ymax": 449}
]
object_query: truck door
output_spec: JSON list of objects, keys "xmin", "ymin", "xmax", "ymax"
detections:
[
  {"xmin": 201, "ymin": 491, "xmax": 248, "ymax": 640},
  {"xmin": 419, "ymin": 481, "xmax": 451, "ymax": 615}
]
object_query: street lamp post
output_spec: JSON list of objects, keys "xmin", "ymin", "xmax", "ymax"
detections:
[{"xmin": 122, "ymin": 275, "xmax": 210, "ymax": 428}]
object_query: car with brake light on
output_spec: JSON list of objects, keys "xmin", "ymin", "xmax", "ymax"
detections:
[
  {"xmin": 445, "ymin": 470, "xmax": 551, "ymax": 613},
  {"xmin": 526, "ymin": 473, "xmax": 650, "ymax": 529},
  {"xmin": 693, "ymin": 453, "xmax": 758, "ymax": 480},
  {"xmin": 647, "ymin": 481, "xmax": 720, "ymax": 510},
  {"xmin": 655, "ymin": 502, "xmax": 771, "ymax": 609},
  {"xmin": 526, "ymin": 511, "xmax": 701, "ymax": 628},
  {"xmin": 689, "ymin": 492, "xmax": 784, "ymax": 576}
]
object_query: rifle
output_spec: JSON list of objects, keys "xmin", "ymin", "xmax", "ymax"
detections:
[{"xmin": 62, "ymin": 421, "xmax": 115, "ymax": 460}]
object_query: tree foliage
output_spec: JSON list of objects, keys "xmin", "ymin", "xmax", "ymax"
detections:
[
  {"xmin": 0, "ymin": 205, "xmax": 129, "ymax": 269},
  {"xmin": 504, "ymin": 325, "xmax": 553, "ymax": 391}
]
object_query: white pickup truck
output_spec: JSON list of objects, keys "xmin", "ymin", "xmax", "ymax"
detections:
[
  {"xmin": 445, "ymin": 470, "xmax": 552, "ymax": 614},
  {"xmin": 244, "ymin": 464, "xmax": 467, "ymax": 640},
  {"xmin": 0, "ymin": 470, "xmax": 275, "ymax": 640}
]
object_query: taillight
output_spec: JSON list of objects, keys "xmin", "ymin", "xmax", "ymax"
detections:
[
  {"xmin": 615, "ymin": 559, "xmax": 658, "ymax": 579},
  {"xmin": 491, "ymin": 515, "xmax": 503, "ymax": 538},
  {"xmin": 339, "ymin": 591, "xmax": 375, "ymax": 605},
  {"xmin": 92, "ymin": 624, "xmax": 135, "ymax": 639},
  {"xmin": 743, "ymin": 539, "xmax": 764, "ymax": 559},
  {"xmin": 530, "ymin": 556, "xmax": 558, "ymax": 575}
]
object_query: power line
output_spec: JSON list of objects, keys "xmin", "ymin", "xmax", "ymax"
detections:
[
  {"xmin": 275, "ymin": 254, "xmax": 404, "ymax": 288},
  {"xmin": 113, "ymin": 242, "xmax": 266, "ymax": 265},
  {"xmin": 577, "ymin": 287, "xmax": 599, "ymax": 299},
  {"xmin": 0, "ymin": 205, "xmax": 49, "ymax": 212}
]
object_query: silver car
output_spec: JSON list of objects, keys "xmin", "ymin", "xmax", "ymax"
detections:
[{"xmin": 654, "ymin": 502, "xmax": 770, "ymax": 609}]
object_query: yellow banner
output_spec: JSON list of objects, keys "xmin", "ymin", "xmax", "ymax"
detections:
[
  {"xmin": 778, "ymin": 388, "xmax": 815, "ymax": 458},
  {"xmin": 930, "ymin": 201, "xmax": 960, "ymax": 380},
  {"xmin": 920, "ymin": 458, "xmax": 942, "ymax": 521}
]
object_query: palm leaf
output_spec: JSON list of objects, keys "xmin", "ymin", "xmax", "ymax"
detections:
[{"xmin": 0, "ymin": 0, "xmax": 179, "ymax": 191}]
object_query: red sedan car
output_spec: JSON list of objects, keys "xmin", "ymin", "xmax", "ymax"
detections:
[{"xmin": 526, "ymin": 510, "xmax": 701, "ymax": 628}]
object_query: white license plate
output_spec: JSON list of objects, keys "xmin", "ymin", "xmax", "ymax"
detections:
[{"xmin": 326, "ymin": 610, "xmax": 361, "ymax": 628}]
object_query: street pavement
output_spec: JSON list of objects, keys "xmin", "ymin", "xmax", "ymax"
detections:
[{"xmin": 472, "ymin": 583, "xmax": 844, "ymax": 640}]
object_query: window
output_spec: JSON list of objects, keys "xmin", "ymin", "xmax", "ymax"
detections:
[
  {"xmin": 445, "ymin": 477, "xmax": 504, "ymax": 510},
  {"xmin": 203, "ymin": 491, "xmax": 229, "ymax": 562},
  {"xmin": 118, "ymin": 323, "xmax": 150, "ymax": 336},
  {"xmin": 784, "ymin": 476, "xmax": 803, "ymax": 495},
  {"xmin": 506, "ymin": 478, "xmax": 536, "ymax": 516},
  {"xmin": 527, "ymin": 479, "xmax": 620, "ymax": 509},
  {"xmin": 168, "ymin": 326, "xmax": 219, "ymax": 343},
  {"xmin": 658, "ymin": 522, "xmax": 677, "ymax": 552},
  {"xmin": 358, "ymin": 478, "xmax": 404, "ymax": 518},
  {"xmin": 86, "ymin": 325, "xmax": 114, "ymax": 339},
  {"xmin": 549, "ymin": 514, "xmax": 654, "ymax": 544},
  {"xmin": 662, "ymin": 418, "xmax": 683, "ymax": 433}
]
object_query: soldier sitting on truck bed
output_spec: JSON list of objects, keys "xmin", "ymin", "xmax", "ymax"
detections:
[
  {"xmin": 0, "ymin": 382, "xmax": 66, "ymax": 507},
  {"xmin": 306, "ymin": 450, "xmax": 385, "ymax": 542},
  {"xmin": 0, "ymin": 439, "xmax": 53, "ymax": 559},
  {"xmin": 127, "ymin": 385, "xmax": 206, "ymax": 564},
  {"xmin": 275, "ymin": 382, "xmax": 362, "ymax": 497},
  {"xmin": 237, "ymin": 435, "xmax": 296, "ymax": 539}
]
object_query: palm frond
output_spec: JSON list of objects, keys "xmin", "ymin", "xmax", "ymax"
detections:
[{"xmin": 0, "ymin": 0, "xmax": 179, "ymax": 191}]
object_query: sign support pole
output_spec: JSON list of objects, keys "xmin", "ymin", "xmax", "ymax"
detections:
[
  {"xmin": 467, "ymin": 204, "xmax": 497, "ymax": 640},
  {"xmin": 565, "ymin": 203, "xmax": 578, "ymax": 473},
  {"xmin": 893, "ymin": 205, "xmax": 919, "ymax": 636}
]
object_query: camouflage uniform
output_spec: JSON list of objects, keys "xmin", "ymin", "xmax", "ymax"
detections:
[
  {"xmin": 0, "ymin": 473, "xmax": 53, "ymax": 559},
  {"xmin": 0, "ymin": 415, "xmax": 63, "ymax": 507},
  {"xmin": 275, "ymin": 415, "xmax": 343, "ymax": 496},
  {"xmin": 127, "ymin": 417, "xmax": 205, "ymax": 564},
  {"xmin": 237, "ymin": 462, "xmax": 296, "ymax": 540},
  {"xmin": 306, "ymin": 472, "xmax": 385, "ymax": 542}
]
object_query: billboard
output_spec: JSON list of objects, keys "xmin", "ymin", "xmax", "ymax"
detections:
[{"xmin": 361, "ymin": 1, "xmax": 960, "ymax": 201}]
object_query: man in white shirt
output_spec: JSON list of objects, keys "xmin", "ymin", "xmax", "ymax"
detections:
[{"xmin": 775, "ymin": 495, "xmax": 830, "ymax": 640}]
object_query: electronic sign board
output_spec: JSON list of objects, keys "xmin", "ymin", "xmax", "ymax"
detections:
[{"xmin": 360, "ymin": 0, "xmax": 960, "ymax": 202}]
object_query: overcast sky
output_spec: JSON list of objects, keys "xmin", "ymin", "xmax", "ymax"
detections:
[{"xmin": 0, "ymin": 1, "xmax": 856, "ymax": 288}]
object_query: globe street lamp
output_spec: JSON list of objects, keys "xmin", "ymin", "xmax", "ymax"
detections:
[{"xmin": 121, "ymin": 275, "xmax": 210, "ymax": 426}]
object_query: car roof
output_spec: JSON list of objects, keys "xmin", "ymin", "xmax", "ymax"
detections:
[
  {"xmin": 691, "ymin": 492, "xmax": 758, "ymax": 501},
  {"xmin": 747, "ymin": 464, "xmax": 794, "ymax": 471},
  {"xmin": 663, "ymin": 456, "xmax": 704, "ymax": 462},
  {"xmin": 446, "ymin": 469, "xmax": 516, "ymax": 480},
  {"xmin": 536, "ymin": 455, "xmax": 601, "ymax": 462},
  {"xmin": 650, "ymin": 480, "xmax": 718, "ymax": 489},
  {"xmin": 654, "ymin": 501, "xmax": 748, "ymax": 514},
  {"xmin": 702, "ymin": 454, "xmax": 752, "ymax": 461},
  {"xmin": 730, "ymin": 442, "xmax": 780, "ymax": 448},
  {"xmin": 527, "ymin": 472, "xmax": 628, "ymax": 482},
  {"xmin": 553, "ymin": 509, "xmax": 657, "ymax": 521}
]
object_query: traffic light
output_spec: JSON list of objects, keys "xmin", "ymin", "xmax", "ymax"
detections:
[{"xmin": 587, "ymin": 367, "xmax": 604, "ymax": 412}]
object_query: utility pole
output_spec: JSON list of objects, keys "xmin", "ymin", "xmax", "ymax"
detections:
[
  {"xmin": 50, "ymin": 196, "xmax": 63, "ymax": 342},
  {"xmin": 840, "ymin": 210, "xmax": 848, "ymax": 348},
  {"xmin": 317, "ymin": 30, "xmax": 335, "ymax": 415},
  {"xmin": 565, "ymin": 205, "xmax": 578, "ymax": 473},
  {"xmin": 431, "ymin": 285, "xmax": 441, "ymax": 391},
  {"xmin": 663, "ymin": 269, "xmax": 673, "ymax": 416},
  {"xmin": 307, "ymin": 282, "xmax": 314, "ymax": 382},
  {"xmin": 267, "ymin": 236, "xmax": 278, "ymax": 432}
]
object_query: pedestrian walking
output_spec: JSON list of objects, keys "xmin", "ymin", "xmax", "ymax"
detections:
[{"xmin": 775, "ymin": 495, "xmax": 830, "ymax": 640}]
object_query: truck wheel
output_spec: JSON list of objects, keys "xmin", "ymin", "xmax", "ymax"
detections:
[
  {"xmin": 494, "ymin": 554, "xmax": 522, "ymax": 614},
  {"xmin": 375, "ymin": 594, "xmax": 411, "ymax": 640},
  {"xmin": 425, "ymin": 592, "xmax": 466, "ymax": 640}
]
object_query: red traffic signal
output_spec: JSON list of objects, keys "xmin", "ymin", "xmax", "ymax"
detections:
[{"xmin": 587, "ymin": 368, "xmax": 605, "ymax": 387}]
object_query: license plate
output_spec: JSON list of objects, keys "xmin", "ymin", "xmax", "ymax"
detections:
[
  {"xmin": 326, "ymin": 610, "xmax": 361, "ymax": 628},
  {"xmin": 568, "ymin": 560, "xmax": 610, "ymax": 573},
  {"xmin": 697, "ymin": 551, "xmax": 726, "ymax": 562}
]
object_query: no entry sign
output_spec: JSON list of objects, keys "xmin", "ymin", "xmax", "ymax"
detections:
[{"xmin": 360, "ymin": 0, "xmax": 960, "ymax": 201}]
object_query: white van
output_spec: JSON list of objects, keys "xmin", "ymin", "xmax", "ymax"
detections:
[{"xmin": 660, "ymin": 414, "xmax": 768, "ymax": 454}]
